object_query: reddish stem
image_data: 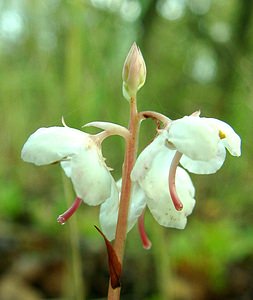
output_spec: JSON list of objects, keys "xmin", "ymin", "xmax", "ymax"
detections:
[
  {"xmin": 57, "ymin": 197, "xmax": 82, "ymax": 224},
  {"xmin": 139, "ymin": 110, "xmax": 171, "ymax": 127},
  {"xmin": 107, "ymin": 96, "xmax": 140, "ymax": 299},
  {"xmin": 138, "ymin": 210, "xmax": 152, "ymax": 250},
  {"xmin": 168, "ymin": 151, "xmax": 183, "ymax": 211}
]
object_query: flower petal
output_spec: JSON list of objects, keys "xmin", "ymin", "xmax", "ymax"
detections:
[
  {"xmin": 140, "ymin": 147, "xmax": 195, "ymax": 229},
  {"xmin": 61, "ymin": 148, "xmax": 113, "ymax": 205},
  {"xmin": 167, "ymin": 116, "xmax": 220, "ymax": 161},
  {"xmin": 132, "ymin": 135, "xmax": 175, "ymax": 198},
  {"xmin": 99, "ymin": 181, "xmax": 120, "ymax": 241},
  {"xmin": 146, "ymin": 167, "xmax": 195, "ymax": 229},
  {"xmin": 21, "ymin": 126, "xmax": 87, "ymax": 165},
  {"xmin": 203, "ymin": 118, "xmax": 241, "ymax": 156},
  {"xmin": 131, "ymin": 131, "xmax": 172, "ymax": 182},
  {"xmin": 128, "ymin": 183, "xmax": 147, "ymax": 232},
  {"xmin": 180, "ymin": 142, "xmax": 226, "ymax": 174},
  {"xmin": 99, "ymin": 180, "xmax": 146, "ymax": 241}
]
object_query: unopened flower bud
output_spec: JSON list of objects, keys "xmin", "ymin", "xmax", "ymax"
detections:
[{"xmin": 122, "ymin": 42, "xmax": 146, "ymax": 100}]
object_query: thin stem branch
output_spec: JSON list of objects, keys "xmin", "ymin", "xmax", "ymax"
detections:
[
  {"xmin": 139, "ymin": 110, "xmax": 171, "ymax": 127},
  {"xmin": 107, "ymin": 96, "xmax": 140, "ymax": 299},
  {"xmin": 84, "ymin": 121, "xmax": 130, "ymax": 142}
]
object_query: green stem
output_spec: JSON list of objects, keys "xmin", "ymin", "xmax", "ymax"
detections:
[{"xmin": 107, "ymin": 96, "xmax": 140, "ymax": 299}]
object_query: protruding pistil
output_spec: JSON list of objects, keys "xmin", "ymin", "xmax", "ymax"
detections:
[
  {"xmin": 57, "ymin": 197, "xmax": 83, "ymax": 224},
  {"xmin": 138, "ymin": 210, "xmax": 152, "ymax": 250},
  {"xmin": 168, "ymin": 151, "xmax": 183, "ymax": 211}
]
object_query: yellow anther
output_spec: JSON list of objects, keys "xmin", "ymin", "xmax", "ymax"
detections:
[{"xmin": 219, "ymin": 130, "xmax": 226, "ymax": 139}]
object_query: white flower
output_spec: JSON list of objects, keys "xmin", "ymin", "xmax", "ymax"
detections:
[
  {"xmin": 100, "ymin": 132, "xmax": 196, "ymax": 241},
  {"xmin": 21, "ymin": 126, "xmax": 116, "ymax": 206},
  {"xmin": 166, "ymin": 115, "xmax": 241, "ymax": 174},
  {"xmin": 131, "ymin": 132, "xmax": 195, "ymax": 228},
  {"xmin": 99, "ymin": 115, "xmax": 241, "ymax": 241}
]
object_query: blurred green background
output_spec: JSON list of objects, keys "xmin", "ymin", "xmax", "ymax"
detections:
[{"xmin": 0, "ymin": 0, "xmax": 252, "ymax": 299}]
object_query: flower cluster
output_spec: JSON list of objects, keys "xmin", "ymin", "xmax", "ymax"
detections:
[
  {"xmin": 99, "ymin": 113, "xmax": 241, "ymax": 242},
  {"xmin": 21, "ymin": 43, "xmax": 241, "ymax": 249}
]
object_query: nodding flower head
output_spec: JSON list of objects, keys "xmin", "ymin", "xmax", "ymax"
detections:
[
  {"xmin": 117, "ymin": 114, "xmax": 241, "ymax": 241},
  {"xmin": 166, "ymin": 115, "xmax": 241, "ymax": 174},
  {"xmin": 131, "ymin": 131, "xmax": 196, "ymax": 228},
  {"xmin": 21, "ymin": 125, "xmax": 118, "ymax": 223},
  {"xmin": 99, "ymin": 132, "xmax": 196, "ymax": 244}
]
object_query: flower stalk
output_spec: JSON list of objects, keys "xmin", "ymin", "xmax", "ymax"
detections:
[
  {"xmin": 139, "ymin": 110, "xmax": 171, "ymax": 127},
  {"xmin": 107, "ymin": 96, "xmax": 140, "ymax": 299}
]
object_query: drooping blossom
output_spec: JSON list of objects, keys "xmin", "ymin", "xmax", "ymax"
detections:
[
  {"xmin": 99, "ymin": 114, "xmax": 241, "ymax": 243},
  {"xmin": 166, "ymin": 115, "xmax": 241, "ymax": 174},
  {"xmin": 21, "ymin": 125, "xmax": 118, "ymax": 222},
  {"xmin": 100, "ymin": 131, "xmax": 196, "ymax": 242}
]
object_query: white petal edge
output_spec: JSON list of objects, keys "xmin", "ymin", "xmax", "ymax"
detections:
[
  {"xmin": 99, "ymin": 181, "xmax": 120, "ymax": 241},
  {"xmin": 146, "ymin": 166, "xmax": 195, "ymax": 229},
  {"xmin": 99, "ymin": 180, "xmax": 146, "ymax": 241},
  {"xmin": 62, "ymin": 149, "xmax": 113, "ymax": 205},
  {"xmin": 203, "ymin": 118, "xmax": 241, "ymax": 156},
  {"xmin": 134, "ymin": 142, "xmax": 195, "ymax": 229},
  {"xmin": 180, "ymin": 142, "xmax": 227, "ymax": 174},
  {"xmin": 21, "ymin": 126, "xmax": 87, "ymax": 165},
  {"xmin": 131, "ymin": 131, "xmax": 173, "ymax": 182},
  {"xmin": 167, "ymin": 116, "xmax": 220, "ymax": 161},
  {"xmin": 135, "ymin": 144, "xmax": 175, "ymax": 200}
]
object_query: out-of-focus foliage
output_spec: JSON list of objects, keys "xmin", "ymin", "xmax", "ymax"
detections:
[{"xmin": 0, "ymin": 0, "xmax": 253, "ymax": 299}]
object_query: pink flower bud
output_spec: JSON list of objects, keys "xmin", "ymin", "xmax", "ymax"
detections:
[{"xmin": 122, "ymin": 42, "xmax": 146, "ymax": 100}]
